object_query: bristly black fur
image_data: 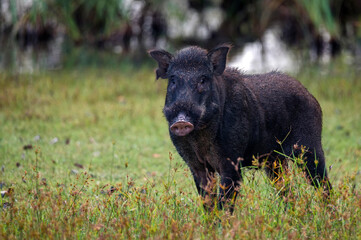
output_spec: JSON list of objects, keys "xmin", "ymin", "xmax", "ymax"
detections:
[{"xmin": 149, "ymin": 44, "xmax": 332, "ymax": 213}]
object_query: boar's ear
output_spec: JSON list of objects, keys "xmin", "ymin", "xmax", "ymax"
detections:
[
  {"xmin": 148, "ymin": 49, "xmax": 173, "ymax": 79},
  {"xmin": 207, "ymin": 44, "xmax": 231, "ymax": 76}
]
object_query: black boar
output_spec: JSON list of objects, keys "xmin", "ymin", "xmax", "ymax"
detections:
[{"xmin": 149, "ymin": 44, "xmax": 332, "ymax": 211}]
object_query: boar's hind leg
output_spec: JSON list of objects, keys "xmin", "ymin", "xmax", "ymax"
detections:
[
  {"xmin": 264, "ymin": 155, "xmax": 289, "ymax": 186},
  {"xmin": 267, "ymin": 145, "xmax": 332, "ymax": 197},
  {"xmin": 284, "ymin": 139, "xmax": 332, "ymax": 197},
  {"xmin": 299, "ymin": 147, "xmax": 332, "ymax": 196}
]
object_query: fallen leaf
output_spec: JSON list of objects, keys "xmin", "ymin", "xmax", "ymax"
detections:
[
  {"xmin": 23, "ymin": 144, "xmax": 33, "ymax": 150},
  {"xmin": 117, "ymin": 96, "xmax": 126, "ymax": 104},
  {"xmin": 152, "ymin": 153, "xmax": 161, "ymax": 158},
  {"xmin": 92, "ymin": 224, "xmax": 104, "ymax": 231},
  {"xmin": 50, "ymin": 137, "xmax": 58, "ymax": 144},
  {"xmin": 74, "ymin": 163, "xmax": 84, "ymax": 169}
]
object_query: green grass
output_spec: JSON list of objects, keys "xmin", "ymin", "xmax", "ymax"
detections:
[{"xmin": 0, "ymin": 61, "xmax": 361, "ymax": 239}]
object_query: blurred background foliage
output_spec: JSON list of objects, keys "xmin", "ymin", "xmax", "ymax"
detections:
[{"xmin": 0, "ymin": 0, "xmax": 361, "ymax": 71}]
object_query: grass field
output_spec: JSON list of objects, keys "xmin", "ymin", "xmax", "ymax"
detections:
[{"xmin": 1, "ymin": 60, "xmax": 361, "ymax": 239}]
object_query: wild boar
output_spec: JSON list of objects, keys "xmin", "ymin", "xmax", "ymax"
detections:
[{"xmin": 149, "ymin": 44, "xmax": 332, "ymax": 211}]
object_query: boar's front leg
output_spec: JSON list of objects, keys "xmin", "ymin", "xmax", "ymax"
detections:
[
  {"xmin": 190, "ymin": 165, "xmax": 217, "ymax": 211},
  {"xmin": 218, "ymin": 160, "xmax": 241, "ymax": 213}
]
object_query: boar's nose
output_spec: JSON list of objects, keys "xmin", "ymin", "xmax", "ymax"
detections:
[{"xmin": 170, "ymin": 121, "xmax": 194, "ymax": 136}]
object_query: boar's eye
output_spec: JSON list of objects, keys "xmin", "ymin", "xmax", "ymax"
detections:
[
  {"xmin": 197, "ymin": 76, "xmax": 208, "ymax": 93},
  {"xmin": 199, "ymin": 76, "xmax": 207, "ymax": 84},
  {"xmin": 169, "ymin": 77, "xmax": 176, "ymax": 90}
]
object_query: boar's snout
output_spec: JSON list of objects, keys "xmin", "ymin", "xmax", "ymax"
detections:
[
  {"xmin": 170, "ymin": 113, "xmax": 194, "ymax": 136},
  {"xmin": 170, "ymin": 121, "xmax": 194, "ymax": 136}
]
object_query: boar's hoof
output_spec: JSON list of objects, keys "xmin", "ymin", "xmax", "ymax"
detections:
[{"xmin": 170, "ymin": 121, "xmax": 194, "ymax": 136}]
